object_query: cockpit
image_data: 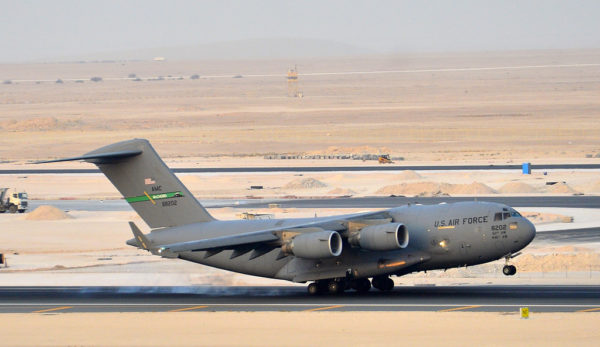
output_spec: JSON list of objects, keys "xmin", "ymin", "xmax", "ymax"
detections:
[{"xmin": 493, "ymin": 207, "xmax": 521, "ymax": 221}]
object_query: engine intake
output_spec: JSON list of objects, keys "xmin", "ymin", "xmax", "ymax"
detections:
[
  {"xmin": 282, "ymin": 230, "xmax": 342, "ymax": 259},
  {"xmin": 349, "ymin": 223, "xmax": 408, "ymax": 251}
]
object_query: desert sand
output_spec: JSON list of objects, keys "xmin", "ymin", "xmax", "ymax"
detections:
[
  {"xmin": 0, "ymin": 312, "xmax": 598, "ymax": 347},
  {"xmin": 1, "ymin": 50, "xmax": 600, "ymax": 164}
]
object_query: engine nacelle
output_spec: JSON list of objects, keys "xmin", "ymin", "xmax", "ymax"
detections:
[
  {"xmin": 349, "ymin": 223, "xmax": 409, "ymax": 251},
  {"xmin": 282, "ymin": 230, "xmax": 343, "ymax": 259}
]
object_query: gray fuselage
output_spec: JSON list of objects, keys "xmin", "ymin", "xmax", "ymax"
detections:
[{"xmin": 141, "ymin": 201, "xmax": 536, "ymax": 283}]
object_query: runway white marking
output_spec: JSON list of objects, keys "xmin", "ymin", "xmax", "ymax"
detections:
[{"xmin": 9, "ymin": 63, "xmax": 600, "ymax": 83}]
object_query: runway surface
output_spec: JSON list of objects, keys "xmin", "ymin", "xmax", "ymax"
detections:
[
  {"xmin": 3, "ymin": 163, "xmax": 600, "ymax": 175},
  {"xmin": 29, "ymin": 196, "xmax": 600, "ymax": 212},
  {"xmin": 0, "ymin": 286, "xmax": 598, "ymax": 313}
]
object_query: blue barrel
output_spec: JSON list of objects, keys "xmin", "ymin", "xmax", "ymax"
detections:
[{"xmin": 522, "ymin": 162, "xmax": 531, "ymax": 174}]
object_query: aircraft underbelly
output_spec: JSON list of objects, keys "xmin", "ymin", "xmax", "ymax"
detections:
[{"xmin": 178, "ymin": 249, "xmax": 292, "ymax": 279}]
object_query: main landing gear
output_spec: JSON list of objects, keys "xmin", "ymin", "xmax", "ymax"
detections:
[{"xmin": 307, "ymin": 276, "xmax": 393, "ymax": 295}]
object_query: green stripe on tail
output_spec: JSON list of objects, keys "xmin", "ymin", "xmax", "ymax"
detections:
[{"xmin": 126, "ymin": 191, "xmax": 184, "ymax": 203}]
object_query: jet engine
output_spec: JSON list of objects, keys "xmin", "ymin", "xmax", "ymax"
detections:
[
  {"xmin": 282, "ymin": 230, "xmax": 343, "ymax": 259},
  {"xmin": 349, "ymin": 223, "xmax": 408, "ymax": 251}
]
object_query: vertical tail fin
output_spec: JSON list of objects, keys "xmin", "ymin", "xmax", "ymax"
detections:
[{"xmin": 38, "ymin": 139, "xmax": 214, "ymax": 228}]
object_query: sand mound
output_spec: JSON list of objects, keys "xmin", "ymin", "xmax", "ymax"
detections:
[
  {"xmin": 25, "ymin": 205, "xmax": 73, "ymax": 220},
  {"xmin": 498, "ymin": 182, "xmax": 538, "ymax": 194},
  {"xmin": 447, "ymin": 182, "xmax": 496, "ymax": 195},
  {"xmin": 395, "ymin": 170, "xmax": 422, "ymax": 180},
  {"xmin": 376, "ymin": 182, "xmax": 446, "ymax": 197},
  {"xmin": 521, "ymin": 211, "xmax": 573, "ymax": 224},
  {"xmin": 546, "ymin": 182, "xmax": 580, "ymax": 194},
  {"xmin": 327, "ymin": 187, "xmax": 356, "ymax": 195},
  {"xmin": 376, "ymin": 181, "xmax": 495, "ymax": 196},
  {"xmin": 515, "ymin": 252, "xmax": 600, "ymax": 272},
  {"xmin": 283, "ymin": 177, "xmax": 327, "ymax": 189}
]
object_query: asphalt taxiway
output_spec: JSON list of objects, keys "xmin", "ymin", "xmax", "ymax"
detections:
[{"xmin": 0, "ymin": 286, "xmax": 598, "ymax": 313}]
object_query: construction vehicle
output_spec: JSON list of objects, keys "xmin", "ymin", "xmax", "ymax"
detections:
[
  {"xmin": 287, "ymin": 65, "xmax": 303, "ymax": 97},
  {"xmin": 378, "ymin": 154, "xmax": 394, "ymax": 164},
  {"xmin": 0, "ymin": 188, "xmax": 28, "ymax": 213}
]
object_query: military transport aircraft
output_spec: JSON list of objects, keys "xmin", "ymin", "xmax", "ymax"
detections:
[{"xmin": 39, "ymin": 139, "xmax": 536, "ymax": 295}]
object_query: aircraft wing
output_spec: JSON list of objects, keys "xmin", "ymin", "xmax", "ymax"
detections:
[
  {"xmin": 154, "ymin": 209, "xmax": 392, "ymax": 254},
  {"xmin": 159, "ymin": 229, "xmax": 280, "ymax": 253}
]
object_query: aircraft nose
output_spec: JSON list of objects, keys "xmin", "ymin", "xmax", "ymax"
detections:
[{"xmin": 523, "ymin": 218, "xmax": 536, "ymax": 244}]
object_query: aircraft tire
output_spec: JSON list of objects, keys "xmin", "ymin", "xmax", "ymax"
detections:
[
  {"xmin": 327, "ymin": 281, "xmax": 341, "ymax": 294},
  {"xmin": 502, "ymin": 265, "xmax": 517, "ymax": 276},
  {"xmin": 307, "ymin": 283, "xmax": 320, "ymax": 296},
  {"xmin": 355, "ymin": 278, "xmax": 371, "ymax": 293},
  {"xmin": 384, "ymin": 277, "xmax": 394, "ymax": 291},
  {"xmin": 372, "ymin": 276, "xmax": 392, "ymax": 291}
]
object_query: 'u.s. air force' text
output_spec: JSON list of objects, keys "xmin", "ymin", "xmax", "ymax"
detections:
[{"xmin": 434, "ymin": 216, "xmax": 488, "ymax": 228}]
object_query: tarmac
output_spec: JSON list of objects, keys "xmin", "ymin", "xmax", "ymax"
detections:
[{"xmin": 0, "ymin": 285, "xmax": 598, "ymax": 313}]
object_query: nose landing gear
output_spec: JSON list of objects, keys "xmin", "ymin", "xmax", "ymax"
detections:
[
  {"xmin": 502, "ymin": 265, "xmax": 517, "ymax": 276},
  {"xmin": 502, "ymin": 253, "xmax": 520, "ymax": 276}
]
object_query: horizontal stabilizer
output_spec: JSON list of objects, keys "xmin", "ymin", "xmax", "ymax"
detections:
[{"xmin": 34, "ymin": 150, "xmax": 142, "ymax": 164}]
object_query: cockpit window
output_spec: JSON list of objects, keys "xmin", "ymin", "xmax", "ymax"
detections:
[
  {"xmin": 494, "ymin": 213, "xmax": 502, "ymax": 221},
  {"xmin": 502, "ymin": 212, "xmax": 510, "ymax": 219},
  {"xmin": 510, "ymin": 211, "xmax": 521, "ymax": 217}
]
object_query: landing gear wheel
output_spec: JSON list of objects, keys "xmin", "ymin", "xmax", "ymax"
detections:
[
  {"xmin": 355, "ymin": 278, "xmax": 371, "ymax": 293},
  {"xmin": 502, "ymin": 265, "xmax": 517, "ymax": 276},
  {"xmin": 383, "ymin": 277, "xmax": 395, "ymax": 291},
  {"xmin": 8, "ymin": 205, "xmax": 17, "ymax": 214},
  {"xmin": 372, "ymin": 276, "xmax": 393, "ymax": 291},
  {"xmin": 308, "ymin": 283, "xmax": 320, "ymax": 295},
  {"xmin": 327, "ymin": 281, "xmax": 341, "ymax": 294}
]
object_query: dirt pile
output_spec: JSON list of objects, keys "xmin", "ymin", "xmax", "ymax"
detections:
[
  {"xmin": 283, "ymin": 178, "xmax": 327, "ymax": 189},
  {"xmin": 25, "ymin": 205, "xmax": 73, "ymax": 220},
  {"xmin": 545, "ymin": 182, "xmax": 580, "ymax": 194},
  {"xmin": 515, "ymin": 252, "xmax": 600, "ymax": 272},
  {"xmin": 376, "ymin": 181, "xmax": 495, "ymax": 196},
  {"xmin": 521, "ymin": 211, "xmax": 573, "ymax": 224},
  {"xmin": 327, "ymin": 188, "xmax": 356, "ymax": 196},
  {"xmin": 447, "ymin": 182, "xmax": 496, "ymax": 195},
  {"xmin": 376, "ymin": 182, "xmax": 444, "ymax": 197},
  {"xmin": 498, "ymin": 182, "xmax": 538, "ymax": 194},
  {"xmin": 395, "ymin": 170, "xmax": 422, "ymax": 180}
]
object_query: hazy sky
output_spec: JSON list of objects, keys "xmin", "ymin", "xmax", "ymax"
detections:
[{"xmin": 1, "ymin": 0, "xmax": 599, "ymax": 62}]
